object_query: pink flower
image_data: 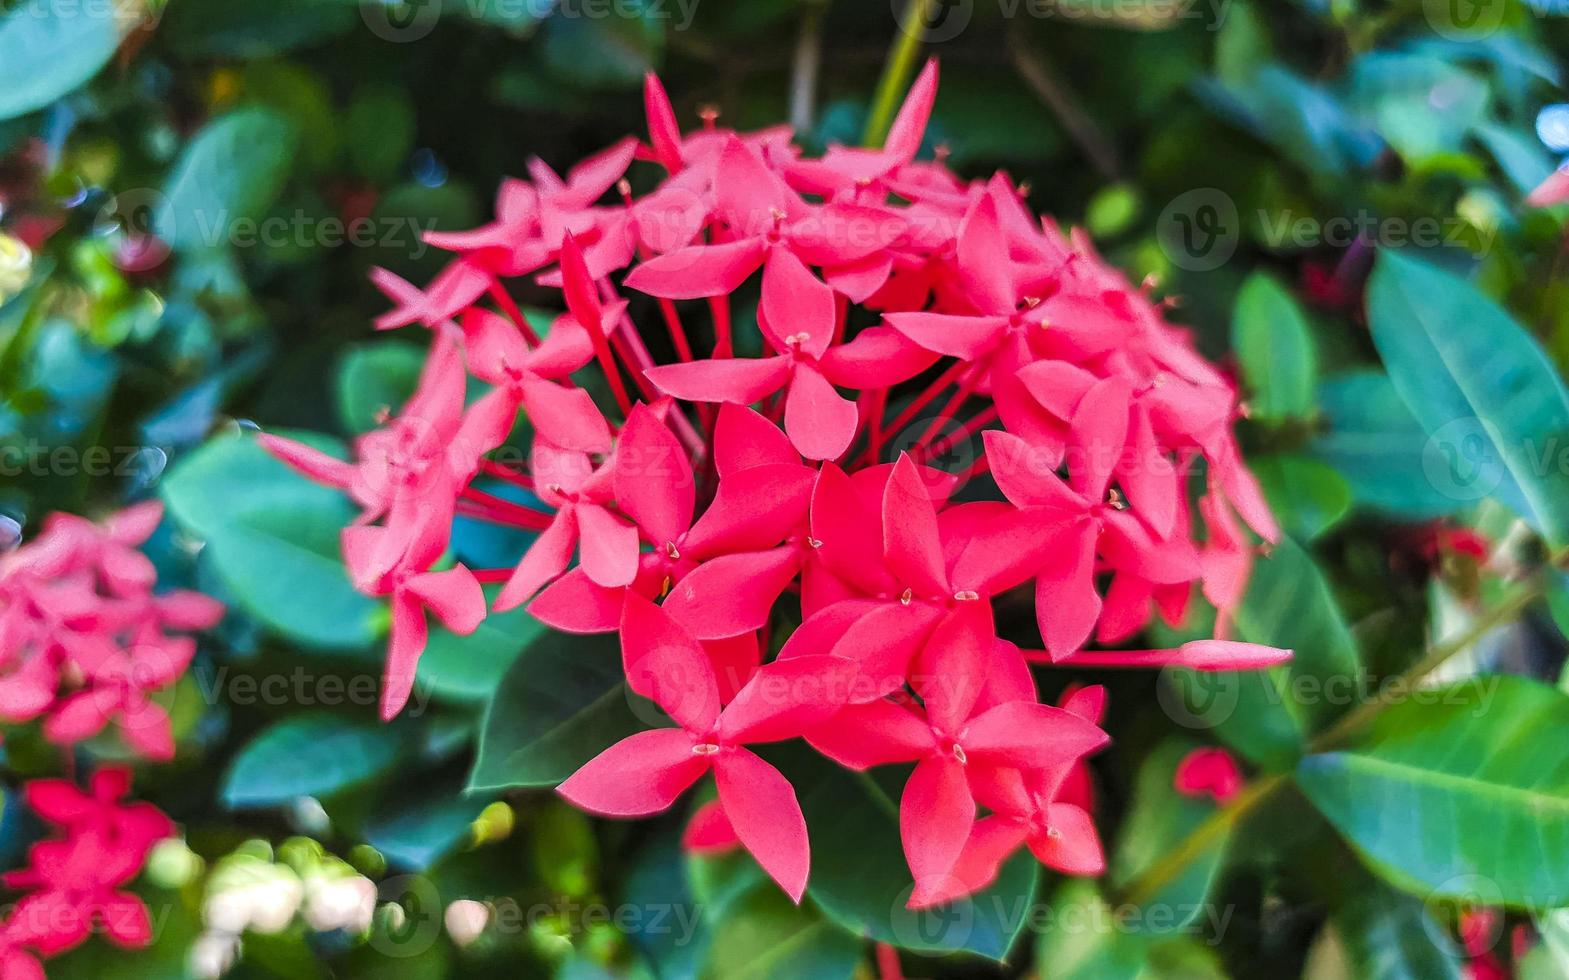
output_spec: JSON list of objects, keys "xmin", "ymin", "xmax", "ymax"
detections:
[
  {"xmin": 1173, "ymin": 747, "xmax": 1245, "ymax": 804},
  {"xmin": 4, "ymin": 767, "xmax": 172, "ymax": 957},
  {"xmin": 558, "ymin": 596, "xmax": 853, "ymax": 901},
  {"xmin": 0, "ymin": 504, "xmax": 222, "ymax": 759},
  {"xmin": 267, "ymin": 60, "xmax": 1293, "ymax": 907}
]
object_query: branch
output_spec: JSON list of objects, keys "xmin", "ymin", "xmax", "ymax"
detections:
[{"xmin": 1005, "ymin": 22, "xmax": 1122, "ymax": 180}]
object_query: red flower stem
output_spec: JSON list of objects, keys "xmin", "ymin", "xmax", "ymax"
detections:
[
  {"xmin": 875, "ymin": 943, "xmax": 905, "ymax": 980},
  {"xmin": 479, "ymin": 460, "xmax": 534, "ymax": 490},
  {"xmin": 871, "ymin": 387, "xmax": 889, "ymax": 455},
  {"xmin": 472, "ymin": 568, "xmax": 513, "ymax": 585},
  {"xmin": 488, "ymin": 280, "xmax": 542, "ymax": 347},
  {"xmin": 956, "ymin": 452, "xmax": 991, "ymax": 488},
  {"xmin": 457, "ymin": 489, "xmax": 554, "ymax": 531},
  {"xmin": 709, "ymin": 295, "xmax": 733, "ymax": 358},
  {"xmin": 912, "ymin": 364, "xmax": 982, "ymax": 452},
  {"xmin": 911, "ymin": 403, "xmax": 998, "ymax": 473},
  {"xmin": 878, "ymin": 358, "xmax": 970, "ymax": 445},
  {"xmin": 586, "ymin": 332, "xmax": 636, "ymax": 420},
  {"xmin": 594, "ymin": 280, "xmax": 661, "ymax": 404},
  {"xmin": 617, "ymin": 181, "xmax": 697, "ymax": 365}
]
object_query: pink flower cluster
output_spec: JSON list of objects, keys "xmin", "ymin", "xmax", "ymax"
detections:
[
  {"xmin": 0, "ymin": 503, "xmax": 224, "ymax": 760},
  {"xmin": 0, "ymin": 768, "xmax": 174, "ymax": 977},
  {"xmin": 264, "ymin": 61, "xmax": 1287, "ymax": 907}
]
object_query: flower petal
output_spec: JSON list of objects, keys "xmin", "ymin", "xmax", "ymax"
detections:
[
  {"xmin": 663, "ymin": 547, "xmax": 800, "ymax": 640},
  {"xmin": 645, "ymin": 356, "xmax": 792, "ymax": 405},
  {"xmin": 557, "ymin": 728, "xmax": 709, "ymax": 817},
  {"xmin": 901, "ymin": 754, "xmax": 975, "ymax": 905},
  {"xmin": 783, "ymin": 364, "xmax": 859, "ymax": 461},
  {"xmin": 714, "ymin": 749, "xmax": 810, "ymax": 903},
  {"xmin": 620, "ymin": 594, "xmax": 722, "ymax": 733}
]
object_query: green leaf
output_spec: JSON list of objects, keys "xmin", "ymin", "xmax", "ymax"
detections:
[
  {"xmin": 1303, "ymin": 874, "xmax": 1463, "ymax": 980},
  {"xmin": 541, "ymin": 0, "xmax": 665, "ymax": 90},
  {"xmin": 1252, "ymin": 454, "xmax": 1352, "ymax": 541},
  {"xmin": 417, "ymin": 601, "xmax": 544, "ymax": 705},
  {"xmin": 1232, "ymin": 536, "xmax": 1362, "ymax": 733},
  {"xmin": 156, "ymin": 109, "xmax": 299, "ymax": 253},
  {"xmin": 467, "ymin": 634, "xmax": 645, "ymax": 791},
  {"xmin": 160, "ymin": 0, "xmax": 356, "ymax": 57},
  {"xmin": 336, "ymin": 340, "xmax": 426, "ymax": 435},
  {"xmin": 783, "ymin": 752, "xmax": 1038, "ymax": 960},
  {"xmin": 1034, "ymin": 879, "xmax": 1150, "ymax": 980},
  {"xmin": 1108, "ymin": 740, "xmax": 1229, "ymax": 932},
  {"xmin": 1231, "ymin": 271, "xmax": 1316, "ymax": 422},
  {"xmin": 364, "ymin": 787, "xmax": 491, "ymax": 872},
  {"xmin": 1172, "ymin": 536, "xmax": 1361, "ymax": 770},
  {"xmin": 346, "ymin": 87, "xmax": 416, "ymax": 183},
  {"xmin": 1348, "ymin": 55, "xmax": 1489, "ymax": 166},
  {"xmin": 222, "ymin": 713, "xmax": 407, "ymax": 808},
  {"xmin": 702, "ymin": 888, "xmax": 861, "ymax": 980},
  {"xmin": 162, "ymin": 432, "xmax": 379, "ymax": 649},
  {"xmin": 240, "ymin": 62, "xmax": 340, "ymax": 176},
  {"xmin": 1035, "ymin": 879, "xmax": 1229, "ymax": 980},
  {"xmin": 1297, "ymin": 675, "xmax": 1569, "ymax": 909},
  {"xmin": 0, "ymin": 2, "xmax": 122, "ymax": 120},
  {"xmin": 1367, "ymin": 250, "xmax": 1569, "ymax": 547},
  {"xmin": 1311, "ymin": 370, "xmax": 1468, "ymax": 520}
]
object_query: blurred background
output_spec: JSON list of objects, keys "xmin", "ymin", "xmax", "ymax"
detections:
[{"xmin": 4, "ymin": 0, "xmax": 1569, "ymax": 977}]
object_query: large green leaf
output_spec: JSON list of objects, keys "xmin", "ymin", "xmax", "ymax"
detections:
[
  {"xmin": 417, "ymin": 601, "xmax": 544, "ymax": 705},
  {"xmin": 783, "ymin": 752, "xmax": 1039, "ymax": 960},
  {"xmin": 1232, "ymin": 272, "xmax": 1316, "ymax": 422},
  {"xmin": 1304, "ymin": 873, "xmax": 1463, "ymax": 980},
  {"xmin": 364, "ymin": 784, "xmax": 493, "ymax": 872},
  {"xmin": 1252, "ymin": 454, "xmax": 1352, "ymax": 542},
  {"xmin": 1171, "ymin": 536, "xmax": 1361, "ymax": 769},
  {"xmin": 162, "ymin": 432, "xmax": 379, "ymax": 649},
  {"xmin": 1366, "ymin": 251, "xmax": 1569, "ymax": 547},
  {"xmin": 1311, "ymin": 370, "xmax": 1468, "ymax": 520},
  {"xmin": 155, "ymin": 109, "xmax": 298, "ymax": 252},
  {"xmin": 702, "ymin": 888, "xmax": 861, "ymax": 980},
  {"xmin": 1034, "ymin": 879, "xmax": 1228, "ymax": 980},
  {"xmin": 1297, "ymin": 675, "xmax": 1569, "ymax": 909},
  {"xmin": 1231, "ymin": 536, "xmax": 1362, "ymax": 733},
  {"xmin": 159, "ymin": 0, "xmax": 356, "ymax": 57},
  {"xmin": 467, "ymin": 634, "xmax": 645, "ymax": 791},
  {"xmin": 222, "ymin": 714, "xmax": 407, "ymax": 808},
  {"xmin": 0, "ymin": 3, "xmax": 121, "ymax": 120},
  {"xmin": 540, "ymin": 0, "xmax": 665, "ymax": 90},
  {"xmin": 335, "ymin": 340, "xmax": 426, "ymax": 435},
  {"xmin": 1108, "ymin": 739, "xmax": 1229, "ymax": 932}
]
